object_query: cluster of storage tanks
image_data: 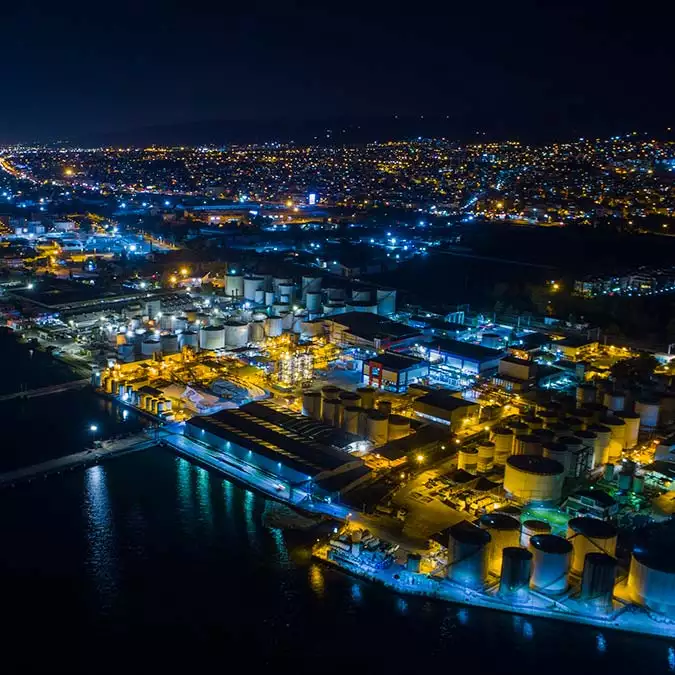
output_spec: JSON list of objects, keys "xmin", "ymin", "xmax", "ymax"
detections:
[
  {"xmin": 578, "ymin": 381, "xmax": 671, "ymax": 431},
  {"xmin": 99, "ymin": 375, "xmax": 173, "ymax": 416},
  {"xmin": 446, "ymin": 515, "xmax": 620, "ymax": 612},
  {"xmin": 301, "ymin": 385, "xmax": 411, "ymax": 446},
  {"xmin": 485, "ymin": 399, "xmax": 648, "ymax": 503}
]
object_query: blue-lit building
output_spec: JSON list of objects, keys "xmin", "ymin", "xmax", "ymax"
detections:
[{"xmin": 184, "ymin": 400, "xmax": 371, "ymax": 500}]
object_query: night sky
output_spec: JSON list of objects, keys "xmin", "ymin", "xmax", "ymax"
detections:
[{"xmin": 2, "ymin": 0, "xmax": 673, "ymax": 142}]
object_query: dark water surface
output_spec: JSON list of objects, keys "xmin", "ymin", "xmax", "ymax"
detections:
[{"xmin": 1, "ymin": 393, "xmax": 674, "ymax": 673}]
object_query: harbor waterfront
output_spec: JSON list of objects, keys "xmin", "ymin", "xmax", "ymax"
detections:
[{"xmin": 1, "ymin": 405, "xmax": 674, "ymax": 674}]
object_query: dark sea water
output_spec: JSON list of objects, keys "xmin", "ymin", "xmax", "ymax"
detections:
[{"xmin": 1, "ymin": 392, "xmax": 674, "ymax": 674}]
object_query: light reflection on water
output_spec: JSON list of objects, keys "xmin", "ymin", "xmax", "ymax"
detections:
[
  {"xmin": 195, "ymin": 465, "xmax": 213, "ymax": 529},
  {"xmin": 84, "ymin": 464, "xmax": 117, "ymax": 610},
  {"xmin": 309, "ymin": 563, "xmax": 325, "ymax": 597}
]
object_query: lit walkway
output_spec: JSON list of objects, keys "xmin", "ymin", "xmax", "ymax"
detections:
[{"xmin": 0, "ymin": 379, "xmax": 89, "ymax": 402}]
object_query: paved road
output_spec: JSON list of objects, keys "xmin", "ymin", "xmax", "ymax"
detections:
[{"xmin": 0, "ymin": 379, "xmax": 89, "ymax": 402}]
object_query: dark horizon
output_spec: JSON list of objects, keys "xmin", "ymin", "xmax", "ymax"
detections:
[{"xmin": 1, "ymin": 1, "xmax": 673, "ymax": 144}]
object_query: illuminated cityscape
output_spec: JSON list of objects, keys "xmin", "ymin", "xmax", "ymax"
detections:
[{"xmin": 1, "ymin": 1, "xmax": 674, "ymax": 672}]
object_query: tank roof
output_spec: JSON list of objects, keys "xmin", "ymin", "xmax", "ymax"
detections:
[
  {"xmin": 491, "ymin": 426, "xmax": 513, "ymax": 435},
  {"xmin": 530, "ymin": 534, "xmax": 573, "ymax": 554},
  {"xmin": 449, "ymin": 520, "xmax": 491, "ymax": 545},
  {"xmin": 522, "ymin": 519, "xmax": 551, "ymax": 531},
  {"xmin": 479, "ymin": 513, "xmax": 520, "ymax": 530},
  {"xmin": 558, "ymin": 435, "xmax": 583, "ymax": 445},
  {"xmin": 616, "ymin": 411, "xmax": 640, "ymax": 419},
  {"xmin": 367, "ymin": 410, "xmax": 388, "ymax": 421},
  {"xmin": 543, "ymin": 441, "xmax": 568, "ymax": 453},
  {"xmin": 584, "ymin": 552, "xmax": 617, "ymax": 567},
  {"xmin": 568, "ymin": 517, "xmax": 617, "ymax": 538},
  {"xmin": 575, "ymin": 430, "xmax": 597, "ymax": 439},
  {"xmin": 503, "ymin": 546, "xmax": 533, "ymax": 561},
  {"xmin": 201, "ymin": 324, "xmax": 224, "ymax": 330},
  {"xmin": 587, "ymin": 424, "xmax": 611, "ymax": 433},
  {"xmin": 515, "ymin": 434, "xmax": 542, "ymax": 442},
  {"xmin": 507, "ymin": 454, "xmax": 565, "ymax": 475},
  {"xmin": 602, "ymin": 415, "xmax": 626, "ymax": 426}
]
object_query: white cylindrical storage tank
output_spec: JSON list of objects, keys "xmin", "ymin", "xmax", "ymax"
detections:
[
  {"xmin": 603, "ymin": 391, "xmax": 626, "ymax": 413},
  {"xmin": 574, "ymin": 430, "xmax": 597, "ymax": 473},
  {"xmin": 520, "ymin": 520, "xmax": 551, "ymax": 548},
  {"xmin": 199, "ymin": 325, "xmax": 225, "ymax": 350},
  {"xmin": 635, "ymin": 399, "xmax": 660, "ymax": 429},
  {"xmin": 576, "ymin": 384, "xmax": 597, "ymax": 406},
  {"xmin": 130, "ymin": 315, "xmax": 142, "ymax": 330},
  {"xmin": 388, "ymin": 414, "xmax": 411, "ymax": 441},
  {"xmin": 477, "ymin": 441, "xmax": 495, "ymax": 474},
  {"xmin": 178, "ymin": 330, "xmax": 199, "ymax": 351},
  {"xmin": 265, "ymin": 317, "xmax": 283, "ymax": 337},
  {"xmin": 251, "ymin": 311, "xmax": 268, "ymax": 322},
  {"xmin": 225, "ymin": 273, "xmax": 244, "ymax": 299},
  {"xmin": 490, "ymin": 426, "xmax": 514, "ymax": 466},
  {"xmin": 248, "ymin": 320, "xmax": 265, "ymax": 342},
  {"xmin": 325, "ymin": 287, "xmax": 345, "ymax": 301},
  {"xmin": 271, "ymin": 303, "xmax": 290, "ymax": 317},
  {"xmin": 365, "ymin": 410, "xmax": 389, "ymax": 446},
  {"xmin": 338, "ymin": 391, "xmax": 361, "ymax": 408},
  {"xmin": 322, "ymin": 398, "xmax": 343, "ymax": 427},
  {"xmin": 542, "ymin": 442, "xmax": 571, "ymax": 477},
  {"xmin": 376, "ymin": 288, "xmax": 397, "ymax": 316},
  {"xmin": 587, "ymin": 424, "xmax": 611, "ymax": 467},
  {"xmin": 281, "ymin": 312, "xmax": 294, "ymax": 331},
  {"xmin": 278, "ymin": 283, "xmax": 295, "ymax": 303},
  {"xmin": 322, "ymin": 302, "xmax": 345, "ymax": 315},
  {"xmin": 500, "ymin": 547, "xmax": 533, "ymax": 597},
  {"xmin": 305, "ymin": 292, "xmax": 322, "ymax": 312},
  {"xmin": 602, "ymin": 415, "xmax": 626, "ymax": 446},
  {"xmin": 351, "ymin": 288, "xmax": 372, "ymax": 302},
  {"xmin": 272, "ymin": 277, "xmax": 292, "ymax": 294},
  {"xmin": 264, "ymin": 291, "xmax": 275, "ymax": 306},
  {"xmin": 514, "ymin": 434, "xmax": 542, "ymax": 456},
  {"xmin": 628, "ymin": 547, "xmax": 675, "ymax": 616},
  {"xmin": 243, "ymin": 276, "xmax": 265, "ymax": 301},
  {"xmin": 458, "ymin": 448, "xmax": 479, "ymax": 473},
  {"xmin": 504, "ymin": 455, "xmax": 565, "ymax": 503},
  {"xmin": 529, "ymin": 534, "xmax": 572, "ymax": 595},
  {"xmin": 321, "ymin": 385, "xmax": 341, "ymax": 400},
  {"xmin": 447, "ymin": 521, "xmax": 491, "ymax": 589},
  {"xmin": 301, "ymin": 275, "xmax": 322, "ymax": 299},
  {"xmin": 141, "ymin": 338, "xmax": 161, "ymax": 357},
  {"xmin": 479, "ymin": 513, "xmax": 521, "ymax": 577},
  {"xmin": 580, "ymin": 552, "xmax": 617, "ymax": 613},
  {"xmin": 342, "ymin": 406, "xmax": 362, "ymax": 435},
  {"xmin": 356, "ymin": 387, "xmax": 376, "ymax": 410},
  {"xmin": 302, "ymin": 391, "xmax": 323, "ymax": 420},
  {"xmin": 616, "ymin": 411, "xmax": 640, "ymax": 449},
  {"xmin": 160, "ymin": 333, "xmax": 179, "ymax": 354},
  {"xmin": 254, "ymin": 289, "xmax": 265, "ymax": 304},
  {"xmin": 173, "ymin": 316, "xmax": 189, "ymax": 332},
  {"xmin": 567, "ymin": 517, "xmax": 618, "ymax": 576},
  {"xmin": 301, "ymin": 320, "xmax": 324, "ymax": 338},
  {"xmin": 156, "ymin": 399, "xmax": 166, "ymax": 414},
  {"xmin": 557, "ymin": 436, "xmax": 585, "ymax": 478},
  {"xmin": 224, "ymin": 321, "xmax": 249, "ymax": 348}
]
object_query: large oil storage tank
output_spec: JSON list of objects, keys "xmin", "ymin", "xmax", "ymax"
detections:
[
  {"xmin": 602, "ymin": 415, "xmax": 626, "ymax": 448},
  {"xmin": 178, "ymin": 330, "xmax": 199, "ymax": 351},
  {"xmin": 365, "ymin": 410, "xmax": 389, "ymax": 446},
  {"xmin": 305, "ymin": 292, "xmax": 322, "ymax": 313},
  {"xmin": 504, "ymin": 455, "xmax": 565, "ymax": 503},
  {"xmin": 508, "ymin": 420, "xmax": 529, "ymax": 436},
  {"xmin": 628, "ymin": 544, "xmax": 675, "ymax": 615},
  {"xmin": 140, "ymin": 338, "xmax": 161, "ymax": 357},
  {"xmin": 520, "ymin": 520, "xmax": 551, "ymax": 548},
  {"xmin": 388, "ymin": 414, "xmax": 411, "ymax": 441},
  {"xmin": 547, "ymin": 422, "xmax": 572, "ymax": 439},
  {"xmin": 356, "ymin": 386, "xmax": 376, "ymax": 410},
  {"xmin": 587, "ymin": 423, "xmax": 611, "ymax": 467},
  {"xmin": 635, "ymin": 398, "xmax": 660, "ymax": 429},
  {"xmin": 514, "ymin": 434, "xmax": 542, "ymax": 456},
  {"xmin": 173, "ymin": 316, "xmax": 189, "ymax": 333},
  {"xmin": 243, "ymin": 276, "xmax": 265, "ymax": 301},
  {"xmin": 574, "ymin": 408, "xmax": 594, "ymax": 429},
  {"xmin": 264, "ymin": 291, "xmax": 275, "ymax": 306},
  {"xmin": 254, "ymin": 289, "xmax": 265, "ymax": 304},
  {"xmin": 321, "ymin": 385, "xmax": 341, "ymax": 400},
  {"xmin": 576, "ymin": 383, "xmax": 597, "ymax": 406},
  {"xmin": 557, "ymin": 436, "xmax": 586, "ymax": 478},
  {"xmin": 342, "ymin": 406, "xmax": 362, "ymax": 435},
  {"xmin": 301, "ymin": 275, "xmax": 322, "ymax": 300},
  {"xmin": 346, "ymin": 300, "xmax": 378, "ymax": 314},
  {"xmin": 339, "ymin": 391, "xmax": 361, "ymax": 407},
  {"xmin": 542, "ymin": 442, "xmax": 571, "ymax": 477},
  {"xmin": 566, "ymin": 517, "xmax": 617, "ymax": 575},
  {"xmin": 603, "ymin": 390, "xmax": 626, "ymax": 413},
  {"xmin": 302, "ymin": 391, "xmax": 322, "ymax": 420},
  {"xmin": 447, "ymin": 521, "xmax": 491, "ymax": 589},
  {"xmin": 616, "ymin": 411, "xmax": 640, "ymax": 449},
  {"xmin": 271, "ymin": 303, "xmax": 290, "ymax": 317},
  {"xmin": 322, "ymin": 398, "xmax": 343, "ymax": 427},
  {"xmin": 490, "ymin": 426, "xmax": 514, "ymax": 465},
  {"xmin": 352, "ymin": 288, "xmax": 372, "ymax": 302},
  {"xmin": 322, "ymin": 302, "xmax": 346, "ymax": 316},
  {"xmin": 376, "ymin": 288, "xmax": 397, "ymax": 316},
  {"xmin": 575, "ymin": 429, "xmax": 598, "ymax": 472},
  {"xmin": 248, "ymin": 320, "xmax": 265, "ymax": 342},
  {"xmin": 278, "ymin": 283, "xmax": 295, "ymax": 303},
  {"xmin": 479, "ymin": 513, "xmax": 521, "ymax": 576},
  {"xmin": 377, "ymin": 400, "xmax": 392, "ymax": 416},
  {"xmin": 539, "ymin": 410, "xmax": 559, "ymax": 428},
  {"xmin": 524, "ymin": 416, "xmax": 544, "ymax": 432},
  {"xmin": 458, "ymin": 448, "xmax": 479, "ymax": 473},
  {"xmin": 580, "ymin": 552, "xmax": 617, "ymax": 612},
  {"xmin": 199, "ymin": 325, "xmax": 225, "ymax": 350},
  {"xmin": 225, "ymin": 273, "xmax": 244, "ymax": 299},
  {"xmin": 264, "ymin": 316, "xmax": 283, "ymax": 337},
  {"xmin": 566, "ymin": 417, "xmax": 583, "ymax": 433},
  {"xmin": 160, "ymin": 333, "xmax": 179, "ymax": 354},
  {"xmin": 529, "ymin": 534, "xmax": 572, "ymax": 595},
  {"xmin": 224, "ymin": 320, "xmax": 249, "ymax": 348},
  {"xmin": 499, "ymin": 547, "xmax": 533, "ymax": 596},
  {"xmin": 476, "ymin": 441, "xmax": 495, "ymax": 473},
  {"xmin": 325, "ymin": 287, "xmax": 345, "ymax": 301}
]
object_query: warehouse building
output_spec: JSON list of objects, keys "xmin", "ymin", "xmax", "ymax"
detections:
[
  {"xmin": 491, "ymin": 356, "xmax": 536, "ymax": 392},
  {"xmin": 185, "ymin": 400, "xmax": 372, "ymax": 499},
  {"xmin": 324, "ymin": 312, "xmax": 423, "ymax": 351},
  {"xmin": 413, "ymin": 389, "xmax": 480, "ymax": 428},
  {"xmin": 549, "ymin": 336, "xmax": 599, "ymax": 361},
  {"xmin": 362, "ymin": 351, "xmax": 428, "ymax": 392},
  {"xmin": 422, "ymin": 337, "xmax": 504, "ymax": 375}
]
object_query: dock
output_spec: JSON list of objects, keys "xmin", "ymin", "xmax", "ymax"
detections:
[{"xmin": 0, "ymin": 379, "xmax": 89, "ymax": 402}]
